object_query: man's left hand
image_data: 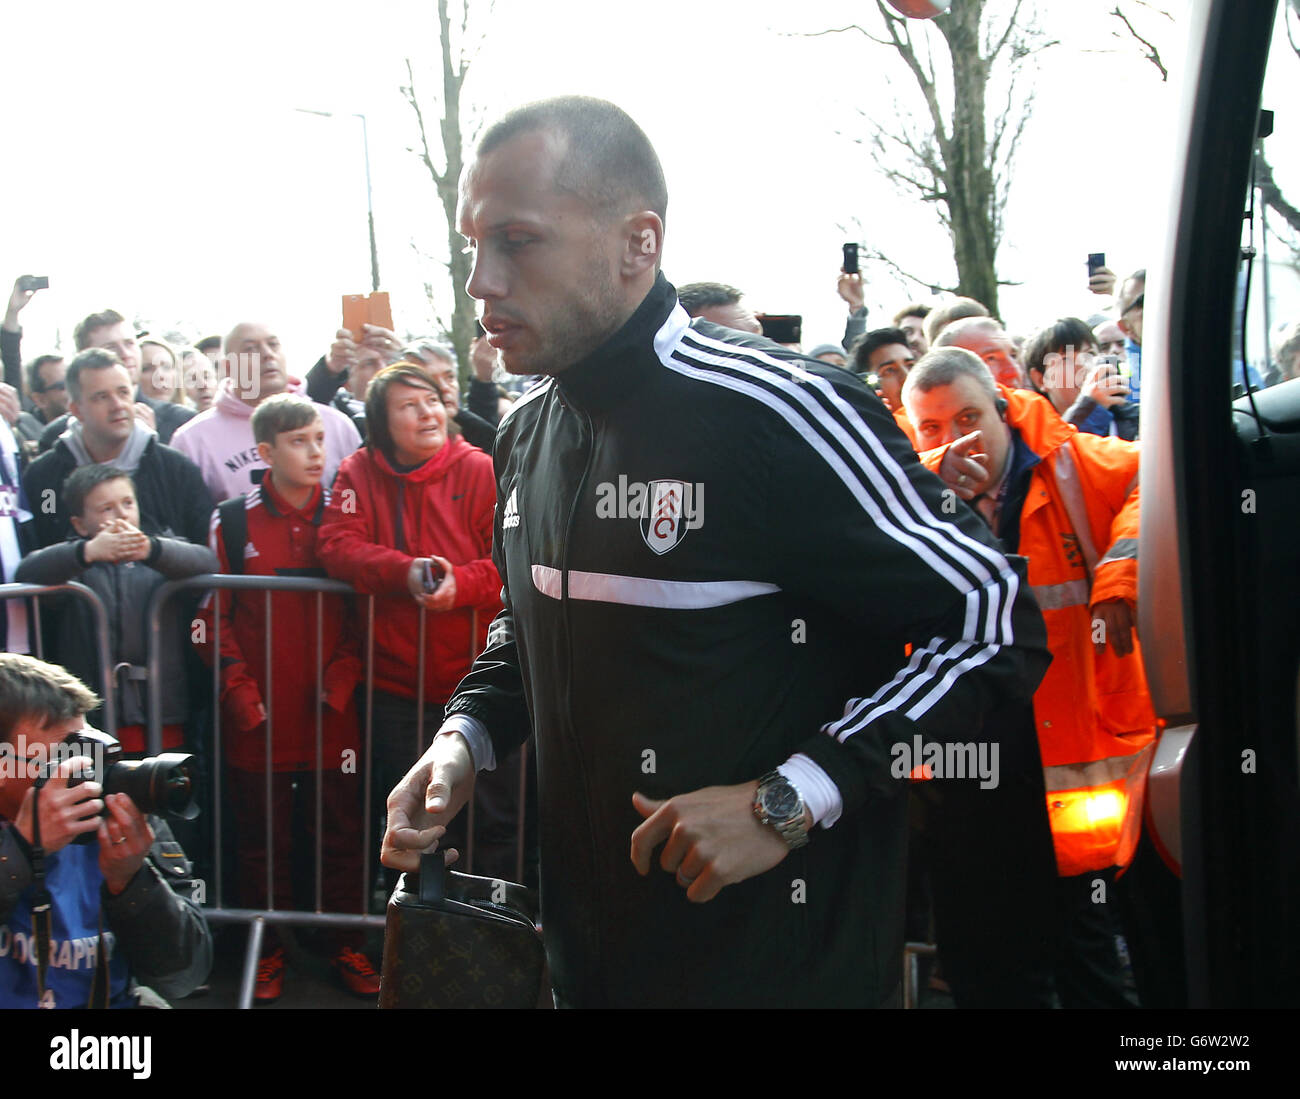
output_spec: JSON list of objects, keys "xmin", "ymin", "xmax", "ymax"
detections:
[
  {"xmin": 98, "ymin": 793, "xmax": 153, "ymax": 895},
  {"xmin": 1092, "ymin": 597, "xmax": 1136, "ymax": 657},
  {"xmin": 630, "ymin": 782, "xmax": 792, "ymax": 903}
]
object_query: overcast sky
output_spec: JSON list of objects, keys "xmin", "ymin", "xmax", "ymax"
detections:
[{"xmin": 3, "ymin": 0, "xmax": 1296, "ymax": 371}]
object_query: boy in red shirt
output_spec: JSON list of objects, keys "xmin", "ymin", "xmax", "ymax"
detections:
[{"xmin": 198, "ymin": 395, "xmax": 373, "ymax": 1001}]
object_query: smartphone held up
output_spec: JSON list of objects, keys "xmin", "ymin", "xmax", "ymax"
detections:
[{"xmin": 342, "ymin": 291, "xmax": 393, "ymax": 341}]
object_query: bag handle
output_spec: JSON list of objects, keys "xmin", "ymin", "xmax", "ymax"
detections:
[
  {"xmin": 412, "ymin": 851, "xmax": 539, "ymax": 931},
  {"xmin": 417, "ymin": 850, "xmax": 446, "ymax": 906}
]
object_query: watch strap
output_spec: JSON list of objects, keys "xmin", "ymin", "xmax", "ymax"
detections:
[{"xmin": 754, "ymin": 770, "xmax": 809, "ymax": 850}]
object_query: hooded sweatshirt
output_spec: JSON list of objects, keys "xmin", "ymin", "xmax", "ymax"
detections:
[
  {"xmin": 21, "ymin": 425, "xmax": 214, "ymax": 549},
  {"xmin": 317, "ymin": 435, "xmax": 500, "ymax": 703},
  {"xmin": 62, "ymin": 419, "xmax": 154, "ymax": 473},
  {"xmin": 169, "ymin": 376, "xmax": 361, "ymax": 502}
]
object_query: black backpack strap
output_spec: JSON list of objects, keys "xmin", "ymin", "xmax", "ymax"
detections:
[{"xmin": 217, "ymin": 497, "xmax": 248, "ymax": 576}]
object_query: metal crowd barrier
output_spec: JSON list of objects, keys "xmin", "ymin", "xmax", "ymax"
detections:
[
  {"xmin": 137, "ymin": 574, "xmax": 531, "ymax": 1009},
  {"xmin": 0, "ymin": 581, "xmax": 117, "ymax": 737},
  {"xmin": 7, "ymin": 576, "xmax": 941, "ymax": 1010},
  {"xmin": 902, "ymin": 941, "xmax": 939, "ymax": 1009},
  {"xmin": 3, "ymin": 574, "xmax": 530, "ymax": 1008}
]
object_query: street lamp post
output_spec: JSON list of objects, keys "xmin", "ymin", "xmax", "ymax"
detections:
[
  {"xmin": 357, "ymin": 113, "xmax": 379, "ymax": 294},
  {"xmin": 296, "ymin": 107, "xmax": 380, "ymax": 292}
]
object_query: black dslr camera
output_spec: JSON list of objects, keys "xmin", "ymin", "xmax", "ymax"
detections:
[{"xmin": 61, "ymin": 729, "xmax": 199, "ymax": 844}]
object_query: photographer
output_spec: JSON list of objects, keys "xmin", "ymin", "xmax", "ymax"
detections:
[{"xmin": 0, "ymin": 654, "xmax": 212, "ymax": 1008}]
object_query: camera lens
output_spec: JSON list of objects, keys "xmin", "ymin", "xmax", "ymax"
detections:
[{"xmin": 103, "ymin": 753, "xmax": 199, "ymax": 820}]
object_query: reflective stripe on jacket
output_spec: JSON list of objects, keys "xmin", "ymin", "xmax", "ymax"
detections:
[{"xmin": 922, "ymin": 386, "xmax": 1155, "ymax": 876}]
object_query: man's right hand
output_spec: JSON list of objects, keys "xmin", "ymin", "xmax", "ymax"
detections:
[
  {"xmin": 4, "ymin": 276, "xmax": 38, "ymax": 332},
  {"xmin": 326, "ymin": 328, "xmax": 358, "ymax": 375},
  {"xmin": 1088, "ymin": 265, "xmax": 1117, "ymax": 297},
  {"xmin": 1083, "ymin": 361, "xmax": 1130, "ymax": 408},
  {"xmin": 380, "ymin": 729, "xmax": 475, "ymax": 872},
  {"xmin": 14, "ymin": 758, "xmax": 103, "ymax": 854},
  {"xmin": 937, "ymin": 430, "xmax": 991, "ymax": 500},
  {"xmin": 359, "ymin": 324, "xmax": 401, "ymax": 363}
]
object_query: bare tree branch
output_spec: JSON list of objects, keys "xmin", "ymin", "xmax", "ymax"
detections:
[
  {"xmin": 403, "ymin": 58, "xmax": 444, "ymax": 185},
  {"xmin": 998, "ymin": 85, "xmax": 1034, "ymax": 187},
  {"xmin": 988, "ymin": 0, "xmax": 1026, "ymax": 61},
  {"xmin": 1110, "ymin": 5, "xmax": 1168, "ymax": 81},
  {"xmin": 783, "ymin": 23, "xmax": 893, "ymax": 47},
  {"xmin": 464, "ymin": 0, "xmax": 497, "ymax": 67},
  {"xmin": 1258, "ymin": 152, "xmax": 1300, "ymax": 237},
  {"xmin": 875, "ymin": 157, "xmax": 946, "ymax": 204},
  {"xmin": 1132, "ymin": 0, "xmax": 1175, "ymax": 19},
  {"xmin": 868, "ymin": 113, "xmax": 945, "ymax": 192},
  {"xmin": 864, "ymin": 247, "xmax": 954, "ymax": 295},
  {"xmin": 875, "ymin": 0, "xmax": 950, "ymax": 151},
  {"xmin": 822, "ymin": 0, "xmax": 1044, "ymax": 313},
  {"xmin": 992, "ymin": 87, "xmax": 1034, "ymax": 248},
  {"xmin": 988, "ymin": 61, "xmax": 1022, "ymax": 166},
  {"xmin": 1265, "ymin": 220, "xmax": 1300, "ymax": 280},
  {"xmin": 404, "ymin": 0, "xmax": 480, "ymax": 382}
]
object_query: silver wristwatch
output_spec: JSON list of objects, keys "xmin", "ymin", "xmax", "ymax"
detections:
[{"xmin": 753, "ymin": 770, "xmax": 809, "ymax": 850}]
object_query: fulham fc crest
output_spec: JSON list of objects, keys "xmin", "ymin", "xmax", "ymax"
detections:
[{"xmin": 641, "ymin": 480, "xmax": 688, "ymax": 555}]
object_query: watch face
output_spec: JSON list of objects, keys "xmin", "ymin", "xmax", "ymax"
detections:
[{"xmin": 762, "ymin": 781, "xmax": 800, "ymax": 819}]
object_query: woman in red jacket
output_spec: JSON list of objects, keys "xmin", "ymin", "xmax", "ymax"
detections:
[{"xmin": 317, "ymin": 363, "xmax": 501, "ymax": 878}]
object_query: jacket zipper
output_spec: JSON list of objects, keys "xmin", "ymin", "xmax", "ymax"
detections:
[{"xmin": 558, "ymin": 400, "xmax": 605, "ymax": 999}]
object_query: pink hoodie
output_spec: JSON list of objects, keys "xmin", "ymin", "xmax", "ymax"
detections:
[{"xmin": 170, "ymin": 376, "xmax": 362, "ymax": 502}]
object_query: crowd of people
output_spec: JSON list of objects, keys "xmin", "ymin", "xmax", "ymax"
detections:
[
  {"xmin": 1, "ymin": 92, "xmax": 1295, "ymax": 1011},
  {"xmin": 0, "ymin": 283, "xmax": 522, "ymax": 1005}
]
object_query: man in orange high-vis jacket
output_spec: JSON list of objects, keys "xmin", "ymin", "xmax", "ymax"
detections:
[{"xmin": 904, "ymin": 346, "xmax": 1156, "ymax": 1007}]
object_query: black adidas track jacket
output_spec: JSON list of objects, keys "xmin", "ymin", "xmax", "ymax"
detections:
[{"xmin": 446, "ymin": 275, "xmax": 1050, "ymax": 1007}]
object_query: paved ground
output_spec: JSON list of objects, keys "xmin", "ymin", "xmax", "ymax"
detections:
[
  {"xmin": 174, "ymin": 924, "xmax": 380, "ymax": 1010},
  {"xmin": 174, "ymin": 922, "xmax": 951, "ymax": 1010}
]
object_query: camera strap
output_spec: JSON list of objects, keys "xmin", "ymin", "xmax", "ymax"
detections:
[
  {"xmin": 27, "ymin": 776, "xmax": 111, "ymax": 1009},
  {"xmin": 29, "ymin": 776, "xmax": 54, "ymax": 1008},
  {"xmin": 87, "ymin": 909, "xmax": 109, "ymax": 1009}
]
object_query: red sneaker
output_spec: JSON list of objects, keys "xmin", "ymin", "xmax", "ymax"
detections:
[
  {"xmin": 255, "ymin": 947, "xmax": 285, "ymax": 1003},
  {"xmin": 334, "ymin": 946, "xmax": 380, "ymax": 997}
]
